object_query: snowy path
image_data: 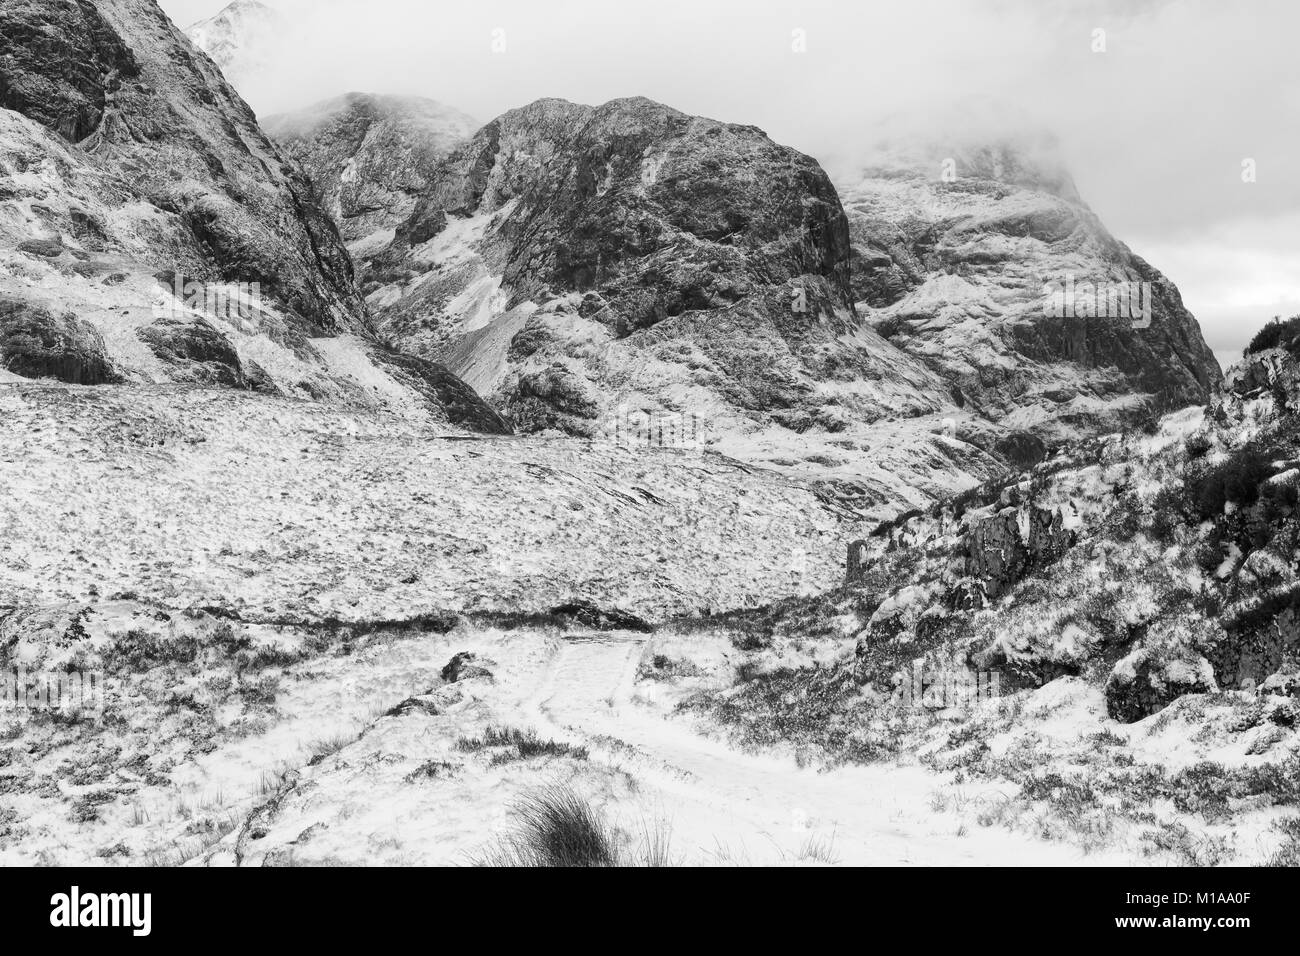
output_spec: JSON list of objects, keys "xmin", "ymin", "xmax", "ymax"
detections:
[{"xmin": 524, "ymin": 633, "xmax": 1131, "ymax": 866}]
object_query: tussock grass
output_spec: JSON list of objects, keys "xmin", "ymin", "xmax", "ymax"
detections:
[
  {"xmin": 476, "ymin": 786, "xmax": 618, "ymax": 867},
  {"xmin": 475, "ymin": 787, "xmax": 678, "ymax": 867}
]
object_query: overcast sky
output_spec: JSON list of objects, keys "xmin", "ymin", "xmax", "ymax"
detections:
[{"xmin": 161, "ymin": 0, "xmax": 1299, "ymax": 364}]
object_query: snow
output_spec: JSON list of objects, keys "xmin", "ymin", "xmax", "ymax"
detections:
[{"xmin": 199, "ymin": 628, "xmax": 1135, "ymax": 867}]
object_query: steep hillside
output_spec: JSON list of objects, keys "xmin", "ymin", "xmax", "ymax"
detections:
[{"xmin": 0, "ymin": 0, "xmax": 504, "ymax": 431}]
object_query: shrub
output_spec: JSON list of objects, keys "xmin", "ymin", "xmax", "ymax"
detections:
[
  {"xmin": 875, "ymin": 315, "xmax": 905, "ymax": 340},
  {"xmin": 455, "ymin": 725, "xmax": 587, "ymax": 763},
  {"xmin": 1184, "ymin": 442, "xmax": 1277, "ymax": 519},
  {"xmin": 1184, "ymin": 433, "xmax": 1212, "ymax": 459},
  {"xmin": 1245, "ymin": 315, "xmax": 1300, "ymax": 356}
]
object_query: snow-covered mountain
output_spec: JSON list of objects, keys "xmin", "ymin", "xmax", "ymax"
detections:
[
  {"xmin": 839, "ymin": 133, "xmax": 1220, "ymax": 451},
  {"xmin": 184, "ymin": 0, "xmax": 283, "ymax": 92},
  {"xmin": 277, "ymin": 94, "xmax": 1220, "ymax": 518}
]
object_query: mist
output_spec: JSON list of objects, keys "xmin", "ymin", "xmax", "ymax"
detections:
[{"xmin": 161, "ymin": 0, "xmax": 1300, "ymax": 360}]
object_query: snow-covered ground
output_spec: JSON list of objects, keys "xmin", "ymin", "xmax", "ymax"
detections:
[
  {"xmin": 213, "ymin": 626, "xmax": 1135, "ymax": 867},
  {"xmin": 0, "ymin": 381, "xmax": 857, "ymax": 622}
]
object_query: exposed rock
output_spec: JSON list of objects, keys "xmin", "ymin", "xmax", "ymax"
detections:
[
  {"xmin": 994, "ymin": 431, "xmax": 1048, "ymax": 469},
  {"xmin": 16, "ymin": 238, "xmax": 65, "ymax": 258},
  {"xmin": 1106, "ymin": 645, "xmax": 1218, "ymax": 723},
  {"xmin": 964, "ymin": 505, "xmax": 1074, "ymax": 599},
  {"xmin": 0, "ymin": 0, "xmax": 140, "ymax": 142},
  {"xmin": 0, "ymin": 296, "xmax": 119, "ymax": 385},
  {"xmin": 0, "ymin": 0, "xmax": 364, "ymax": 333},
  {"xmin": 367, "ymin": 346, "xmax": 511, "ymax": 434},
  {"xmin": 440, "ymin": 652, "xmax": 493, "ymax": 683},
  {"xmin": 136, "ymin": 316, "xmax": 246, "ymax": 388},
  {"xmin": 838, "ymin": 134, "xmax": 1222, "ymax": 444}
]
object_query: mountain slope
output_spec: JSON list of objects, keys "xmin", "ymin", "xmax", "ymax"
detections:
[{"xmin": 0, "ymin": 0, "xmax": 504, "ymax": 431}]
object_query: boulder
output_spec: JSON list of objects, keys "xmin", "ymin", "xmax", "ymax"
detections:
[
  {"xmin": 440, "ymin": 652, "xmax": 493, "ymax": 683},
  {"xmin": 1105, "ymin": 646, "xmax": 1218, "ymax": 723},
  {"xmin": 136, "ymin": 316, "xmax": 246, "ymax": 388},
  {"xmin": 0, "ymin": 298, "xmax": 119, "ymax": 386}
]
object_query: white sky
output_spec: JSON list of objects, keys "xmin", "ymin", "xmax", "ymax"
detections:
[{"xmin": 160, "ymin": 0, "xmax": 1300, "ymax": 360}]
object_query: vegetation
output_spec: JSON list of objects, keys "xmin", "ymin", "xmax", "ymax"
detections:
[{"xmin": 1245, "ymin": 314, "xmax": 1300, "ymax": 357}]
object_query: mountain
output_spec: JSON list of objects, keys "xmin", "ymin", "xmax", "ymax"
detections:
[
  {"xmin": 838, "ymin": 132, "xmax": 1221, "ymax": 452},
  {"xmin": 264, "ymin": 94, "xmax": 479, "ymax": 253},
  {"xmin": 0, "ymin": 0, "xmax": 504, "ymax": 431},
  {"xmin": 184, "ymin": 0, "xmax": 282, "ymax": 92},
  {"xmin": 283, "ymin": 95, "xmax": 1220, "ymax": 517}
]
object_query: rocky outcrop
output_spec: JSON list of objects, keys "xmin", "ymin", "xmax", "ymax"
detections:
[
  {"xmin": 367, "ymin": 346, "xmax": 511, "ymax": 434},
  {"xmin": 440, "ymin": 651, "xmax": 493, "ymax": 683},
  {"xmin": 965, "ymin": 505, "xmax": 1075, "ymax": 600},
  {"xmin": 136, "ymin": 316, "xmax": 246, "ymax": 388},
  {"xmin": 0, "ymin": 297, "xmax": 119, "ymax": 385}
]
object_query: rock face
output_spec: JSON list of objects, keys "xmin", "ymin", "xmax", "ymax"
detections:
[
  {"xmin": 136, "ymin": 316, "xmax": 247, "ymax": 388},
  {"xmin": 0, "ymin": 0, "xmax": 505, "ymax": 433},
  {"xmin": 837, "ymin": 136, "xmax": 1222, "ymax": 444},
  {"xmin": 264, "ymin": 94, "xmax": 478, "ymax": 252},
  {"xmin": 0, "ymin": 0, "xmax": 361, "ymax": 333}
]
